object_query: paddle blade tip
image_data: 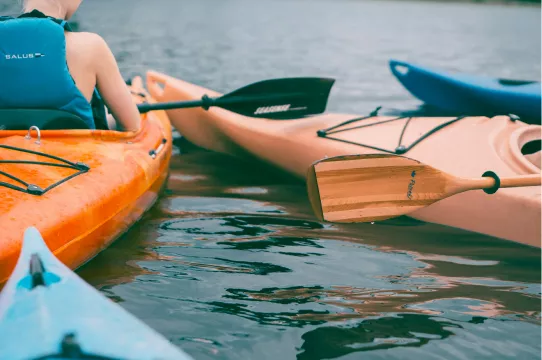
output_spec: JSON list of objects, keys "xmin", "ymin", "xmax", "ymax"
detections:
[
  {"xmin": 220, "ymin": 77, "xmax": 336, "ymax": 119},
  {"xmin": 306, "ymin": 162, "xmax": 324, "ymax": 221}
]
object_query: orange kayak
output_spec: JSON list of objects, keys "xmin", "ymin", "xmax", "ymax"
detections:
[
  {"xmin": 147, "ymin": 71, "xmax": 541, "ymax": 247},
  {"xmin": 0, "ymin": 76, "xmax": 172, "ymax": 285}
]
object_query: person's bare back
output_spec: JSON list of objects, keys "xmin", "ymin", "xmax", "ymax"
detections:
[
  {"xmin": 65, "ymin": 31, "xmax": 141, "ymax": 131},
  {"xmin": 65, "ymin": 32, "xmax": 97, "ymax": 102}
]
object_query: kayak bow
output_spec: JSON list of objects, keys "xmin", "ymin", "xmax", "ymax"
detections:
[
  {"xmin": 390, "ymin": 59, "xmax": 542, "ymax": 124},
  {"xmin": 0, "ymin": 227, "xmax": 193, "ymax": 360}
]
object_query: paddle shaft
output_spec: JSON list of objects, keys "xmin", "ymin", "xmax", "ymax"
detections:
[
  {"xmin": 461, "ymin": 174, "xmax": 541, "ymax": 192},
  {"xmin": 139, "ymin": 93, "xmax": 311, "ymax": 113},
  {"xmin": 138, "ymin": 99, "xmax": 208, "ymax": 113}
]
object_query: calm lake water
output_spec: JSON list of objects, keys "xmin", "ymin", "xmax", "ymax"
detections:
[{"xmin": 2, "ymin": 0, "xmax": 541, "ymax": 359}]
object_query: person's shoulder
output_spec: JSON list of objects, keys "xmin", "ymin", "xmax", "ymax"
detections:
[
  {"xmin": 66, "ymin": 31, "xmax": 113, "ymax": 67},
  {"xmin": 67, "ymin": 31, "xmax": 109, "ymax": 50}
]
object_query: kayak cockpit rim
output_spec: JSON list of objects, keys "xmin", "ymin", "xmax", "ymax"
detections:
[{"xmin": 0, "ymin": 113, "xmax": 152, "ymax": 141}]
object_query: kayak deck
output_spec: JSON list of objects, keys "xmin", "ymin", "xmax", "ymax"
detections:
[{"xmin": 0, "ymin": 227, "xmax": 192, "ymax": 360}]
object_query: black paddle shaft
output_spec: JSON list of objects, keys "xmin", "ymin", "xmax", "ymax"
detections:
[{"xmin": 137, "ymin": 77, "xmax": 335, "ymax": 119}]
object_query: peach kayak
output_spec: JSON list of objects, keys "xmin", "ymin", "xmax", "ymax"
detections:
[
  {"xmin": 147, "ymin": 71, "xmax": 541, "ymax": 247},
  {"xmin": 0, "ymin": 76, "xmax": 172, "ymax": 285}
]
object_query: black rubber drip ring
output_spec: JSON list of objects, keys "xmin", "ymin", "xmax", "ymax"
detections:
[
  {"xmin": 482, "ymin": 171, "xmax": 501, "ymax": 194},
  {"xmin": 201, "ymin": 94, "xmax": 214, "ymax": 111}
]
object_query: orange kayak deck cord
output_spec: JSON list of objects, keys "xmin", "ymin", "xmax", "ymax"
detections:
[
  {"xmin": 0, "ymin": 76, "xmax": 173, "ymax": 285},
  {"xmin": 146, "ymin": 70, "xmax": 541, "ymax": 248}
]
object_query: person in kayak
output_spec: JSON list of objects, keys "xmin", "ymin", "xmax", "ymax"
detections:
[{"xmin": 0, "ymin": 0, "xmax": 140, "ymax": 131}]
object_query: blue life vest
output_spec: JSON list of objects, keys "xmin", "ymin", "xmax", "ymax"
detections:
[{"xmin": 0, "ymin": 10, "xmax": 97, "ymax": 129}]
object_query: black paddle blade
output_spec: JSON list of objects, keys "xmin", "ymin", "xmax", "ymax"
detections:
[{"xmin": 216, "ymin": 77, "xmax": 335, "ymax": 119}]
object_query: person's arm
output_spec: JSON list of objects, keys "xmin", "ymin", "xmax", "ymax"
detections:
[{"xmin": 92, "ymin": 35, "xmax": 141, "ymax": 132}]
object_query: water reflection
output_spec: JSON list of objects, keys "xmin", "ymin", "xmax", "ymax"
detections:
[{"xmin": 297, "ymin": 314, "xmax": 461, "ymax": 359}]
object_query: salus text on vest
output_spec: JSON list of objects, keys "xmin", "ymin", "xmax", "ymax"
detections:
[{"xmin": 5, "ymin": 53, "xmax": 45, "ymax": 60}]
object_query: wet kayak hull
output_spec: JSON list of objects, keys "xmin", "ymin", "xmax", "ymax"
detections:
[{"xmin": 147, "ymin": 71, "xmax": 541, "ymax": 247}]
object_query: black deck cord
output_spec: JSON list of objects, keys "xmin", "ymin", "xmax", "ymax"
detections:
[
  {"xmin": 0, "ymin": 145, "xmax": 89, "ymax": 196},
  {"xmin": 324, "ymin": 115, "xmax": 408, "ymax": 136},
  {"xmin": 0, "ymin": 160, "xmax": 80, "ymax": 169},
  {"xmin": 0, "ymin": 169, "xmax": 28, "ymax": 186},
  {"xmin": 316, "ymin": 106, "xmax": 466, "ymax": 155},
  {"xmin": 42, "ymin": 170, "xmax": 87, "ymax": 194},
  {"xmin": 0, "ymin": 144, "xmax": 81, "ymax": 167},
  {"xmin": 317, "ymin": 106, "xmax": 383, "ymax": 136}
]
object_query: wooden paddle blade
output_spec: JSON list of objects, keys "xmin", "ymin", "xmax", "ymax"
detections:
[
  {"xmin": 306, "ymin": 154, "xmax": 454, "ymax": 223},
  {"xmin": 217, "ymin": 77, "xmax": 335, "ymax": 119}
]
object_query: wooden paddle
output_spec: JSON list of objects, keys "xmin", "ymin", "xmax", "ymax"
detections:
[
  {"xmin": 137, "ymin": 77, "xmax": 335, "ymax": 119},
  {"xmin": 306, "ymin": 154, "xmax": 541, "ymax": 223}
]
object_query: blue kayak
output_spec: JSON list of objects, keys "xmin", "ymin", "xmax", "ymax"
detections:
[
  {"xmin": 389, "ymin": 59, "xmax": 541, "ymax": 124},
  {"xmin": 0, "ymin": 227, "xmax": 193, "ymax": 360}
]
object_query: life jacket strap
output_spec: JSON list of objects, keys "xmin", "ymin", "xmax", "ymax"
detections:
[
  {"xmin": 15, "ymin": 9, "xmax": 72, "ymax": 30},
  {"xmin": 91, "ymin": 90, "xmax": 109, "ymax": 130}
]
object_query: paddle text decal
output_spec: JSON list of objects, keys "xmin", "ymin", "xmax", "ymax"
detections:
[
  {"xmin": 254, "ymin": 104, "xmax": 291, "ymax": 115},
  {"xmin": 407, "ymin": 171, "xmax": 416, "ymax": 200}
]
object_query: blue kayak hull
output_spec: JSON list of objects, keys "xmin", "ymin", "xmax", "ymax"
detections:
[
  {"xmin": 390, "ymin": 59, "xmax": 541, "ymax": 124},
  {"xmin": 0, "ymin": 227, "xmax": 193, "ymax": 360}
]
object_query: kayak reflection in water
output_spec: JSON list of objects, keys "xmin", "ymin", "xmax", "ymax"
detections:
[{"xmin": 0, "ymin": 0, "xmax": 141, "ymax": 132}]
